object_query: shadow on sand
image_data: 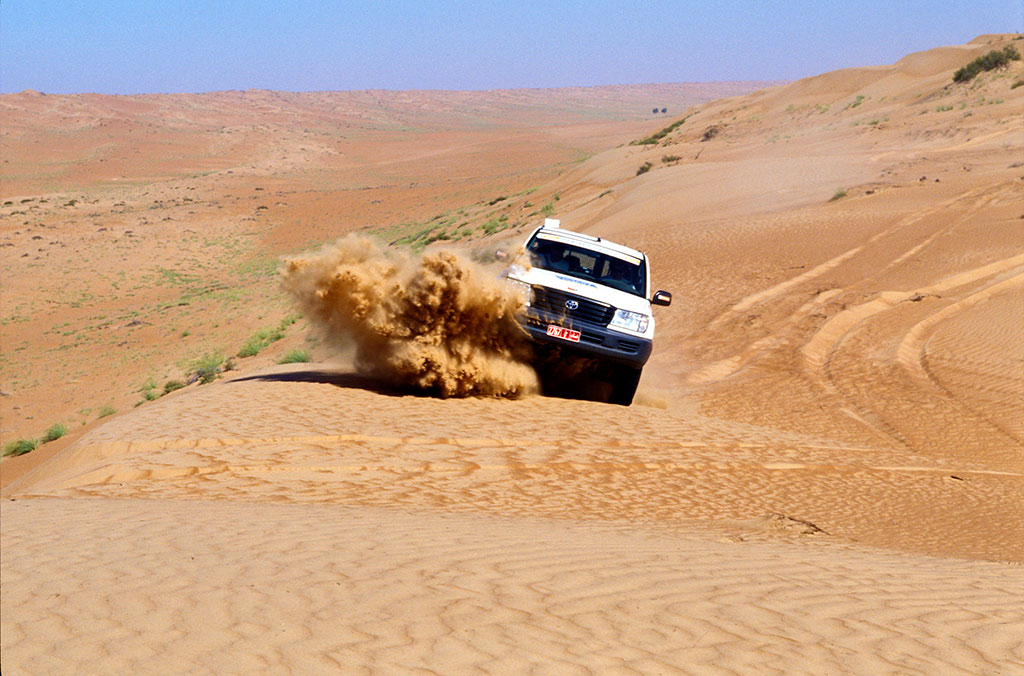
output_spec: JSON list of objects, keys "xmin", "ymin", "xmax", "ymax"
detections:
[{"xmin": 226, "ymin": 369, "xmax": 427, "ymax": 398}]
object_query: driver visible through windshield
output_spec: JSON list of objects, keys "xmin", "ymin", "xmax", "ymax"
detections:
[{"xmin": 527, "ymin": 235, "xmax": 646, "ymax": 297}]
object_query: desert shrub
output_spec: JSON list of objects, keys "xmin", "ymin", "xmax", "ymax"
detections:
[
  {"xmin": 98, "ymin": 405, "xmax": 116, "ymax": 418},
  {"xmin": 661, "ymin": 155, "xmax": 681, "ymax": 163},
  {"xmin": 631, "ymin": 113, "xmax": 692, "ymax": 145},
  {"xmin": 953, "ymin": 46, "xmax": 1020, "ymax": 83},
  {"xmin": 237, "ymin": 336, "xmax": 263, "ymax": 358},
  {"xmin": 830, "ymin": 189, "xmax": 848, "ymax": 202},
  {"xmin": 190, "ymin": 353, "xmax": 225, "ymax": 384},
  {"xmin": 636, "ymin": 162, "xmax": 653, "ymax": 176},
  {"xmin": 843, "ymin": 94, "xmax": 866, "ymax": 110},
  {"xmin": 1011, "ymin": 79, "xmax": 1023, "ymax": 89},
  {"xmin": 238, "ymin": 325, "xmax": 285, "ymax": 357},
  {"xmin": 481, "ymin": 216, "xmax": 510, "ymax": 235},
  {"xmin": 278, "ymin": 349, "xmax": 311, "ymax": 364},
  {"xmin": 163, "ymin": 379, "xmax": 186, "ymax": 394},
  {"xmin": 41, "ymin": 422, "xmax": 67, "ymax": 443},
  {"xmin": 701, "ymin": 125, "xmax": 721, "ymax": 141},
  {"xmin": 2, "ymin": 439, "xmax": 38, "ymax": 457}
]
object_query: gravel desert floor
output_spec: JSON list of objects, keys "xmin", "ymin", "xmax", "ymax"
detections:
[{"xmin": 2, "ymin": 36, "xmax": 1023, "ymax": 675}]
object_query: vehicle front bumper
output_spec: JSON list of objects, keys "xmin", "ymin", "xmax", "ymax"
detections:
[{"xmin": 518, "ymin": 307, "xmax": 652, "ymax": 369}]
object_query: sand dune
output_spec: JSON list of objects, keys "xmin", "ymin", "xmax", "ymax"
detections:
[
  {"xmin": 4, "ymin": 498, "xmax": 1022, "ymax": 676},
  {"xmin": 3, "ymin": 35, "xmax": 1024, "ymax": 675}
]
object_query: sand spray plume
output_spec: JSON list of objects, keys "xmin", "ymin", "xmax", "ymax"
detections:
[{"xmin": 280, "ymin": 236, "xmax": 538, "ymax": 397}]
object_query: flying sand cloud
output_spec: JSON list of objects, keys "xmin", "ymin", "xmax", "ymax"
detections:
[{"xmin": 280, "ymin": 236, "xmax": 538, "ymax": 398}]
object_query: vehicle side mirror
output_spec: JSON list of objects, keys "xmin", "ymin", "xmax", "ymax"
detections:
[{"xmin": 652, "ymin": 290, "xmax": 672, "ymax": 306}]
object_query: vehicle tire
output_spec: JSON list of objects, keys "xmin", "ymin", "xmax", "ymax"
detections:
[{"xmin": 608, "ymin": 366, "xmax": 641, "ymax": 406}]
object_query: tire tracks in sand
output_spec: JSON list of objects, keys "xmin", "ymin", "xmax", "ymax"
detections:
[{"xmin": 687, "ymin": 181, "xmax": 1024, "ymax": 459}]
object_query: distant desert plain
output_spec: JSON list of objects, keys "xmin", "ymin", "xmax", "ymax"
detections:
[{"xmin": 2, "ymin": 35, "xmax": 1023, "ymax": 675}]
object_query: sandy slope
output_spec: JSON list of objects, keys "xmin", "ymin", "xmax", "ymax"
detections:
[
  {"xmin": 4, "ymin": 498, "xmax": 1022, "ymax": 676},
  {"xmin": 3, "ymin": 35, "xmax": 1024, "ymax": 675}
]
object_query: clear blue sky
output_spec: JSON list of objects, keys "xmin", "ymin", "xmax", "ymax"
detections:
[{"xmin": 2, "ymin": 1, "xmax": 1022, "ymax": 94}]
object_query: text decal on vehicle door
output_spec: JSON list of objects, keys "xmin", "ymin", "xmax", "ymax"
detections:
[{"xmin": 546, "ymin": 324, "xmax": 581, "ymax": 343}]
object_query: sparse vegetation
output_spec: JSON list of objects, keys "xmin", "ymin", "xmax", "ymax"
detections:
[
  {"xmin": 98, "ymin": 405, "xmax": 116, "ymax": 418},
  {"xmin": 1012, "ymin": 79, "xmax": 1023, "ymax": 89},
  {"xmin": 237, "ymin": 315, "xmax": 299, "ymax": 357},
  {"xmin": 661, "ymin": 155, "xmax": 681, "ymax": 163},
  {"xmin": 701, "ymin": 125, "xmax": 721, "ymax": 141},
  {"xmin": 952, "ymin": 46, "xmax": 1020, "ymax": 83},
  {"xmin": 636, "ymin": 162, "xmax": 653, "ymax": 176},
  {"xmin": 278, "ymin": 348, "xmax": 311, "ymax": 364},
  {"xmin": 189, "ymin": 352, "xmax": 226, "ymax": 384},
  {"xmin": 163, "ymin": 379, "xmax": 186, "ymax": 394},
  {"xmin": 830, "ymin": 189, "xmax": 848, "ymax": 202},
  {"xmin": 41, "ymin": 422, "xmax": 68, "ymax": 443},
  {"xmin": 481, "ymin": 215, "xmax": 510, "ymax": 235},
  {"xmin": 238, "ymin": 326, "xmax": 285, "ymax": 357},
  {"xmin": 935, "ymin": 105, "xmax": 953, "ymax": 112},
  {"xmin": 631, "ymin": 113, "xmax": 692, "ymax": 145},
  {"xmin": 2, "ymin": 439, "xmax": 38, "ymax": 457},
  {"xmin": 844, "ymin": 94, "xmax": 866, "ymax": 110}
]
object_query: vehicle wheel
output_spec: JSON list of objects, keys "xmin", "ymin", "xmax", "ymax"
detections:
[{"xmin": 608, "ymin": 366, "xmax": 641, "ymax": 406}]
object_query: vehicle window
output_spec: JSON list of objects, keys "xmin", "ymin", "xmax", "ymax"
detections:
[{"xmin": 527, "ymin": 237, "xmax": 645, "ymax": 297}]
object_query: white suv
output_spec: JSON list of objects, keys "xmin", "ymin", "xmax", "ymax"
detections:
[{"xmin": 504, "ymin": 219, "xmax": 671, "ymax": 405}]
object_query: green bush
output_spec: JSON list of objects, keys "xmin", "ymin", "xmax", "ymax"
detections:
[
  {"xmin": 631, "ymin": 113, "xmax": 692, "ymax": 145},
  {"xmin": 2, "ymin": 439, "xmax": 38, "ymax": 457},
  {"xmin": 190, "ymin": 353, "xmax": 225, "ymax": 384},
  {"xmin": 98, "ymin": 405, "xmax": 116, "ymax": 418},
  {"xmin": 237, "ymin": 325, "xmax": 286, "ymax": 357},
  {"xmin": 278, "ymin": 349, "xmax": 311, "ymax": 364},
  {"xmin": 163, "ymin": 379, "xmax": 186, "ymax": 394},
  {"xmin": 953, "ymin": 46, "xmax": 1020, "ymax": 83},
  {"xmin": 636, "ymin": 162, "xmax": 653, "ymax": 176},
  {"xmin": 481, "ymin": 218, "xmax": 509, "ymax": 235},
  {"xmin": 830, "ymin": 188, "xmax": 848, "ymax": 202},
  {"xmin": 41, "ymin": 423, "xmax": 67, "ymax": 443}
]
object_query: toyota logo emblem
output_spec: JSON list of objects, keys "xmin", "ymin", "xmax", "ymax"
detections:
[{"xmin": 565, "ymin": 299, "xmax": 579, "ymax": 310}]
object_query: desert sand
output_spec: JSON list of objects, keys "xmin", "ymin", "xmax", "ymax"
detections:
[{"xmin": 3, "ymin": 36, "xmax": 1024, "ymax": 675}]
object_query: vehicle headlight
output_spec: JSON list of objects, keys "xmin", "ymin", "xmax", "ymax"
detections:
[
  {"xmin": 504, "ymin": 277, "xmax": 533, "ymax": 305},
  {"xmin": 608, "ymin": 309, "xmax": 649, "ymax": 333}
]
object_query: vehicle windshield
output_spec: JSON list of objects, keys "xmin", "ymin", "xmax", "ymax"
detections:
[{"xmin": 527, "ymin": 236, "xmax": 646, "ymax": 297}]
